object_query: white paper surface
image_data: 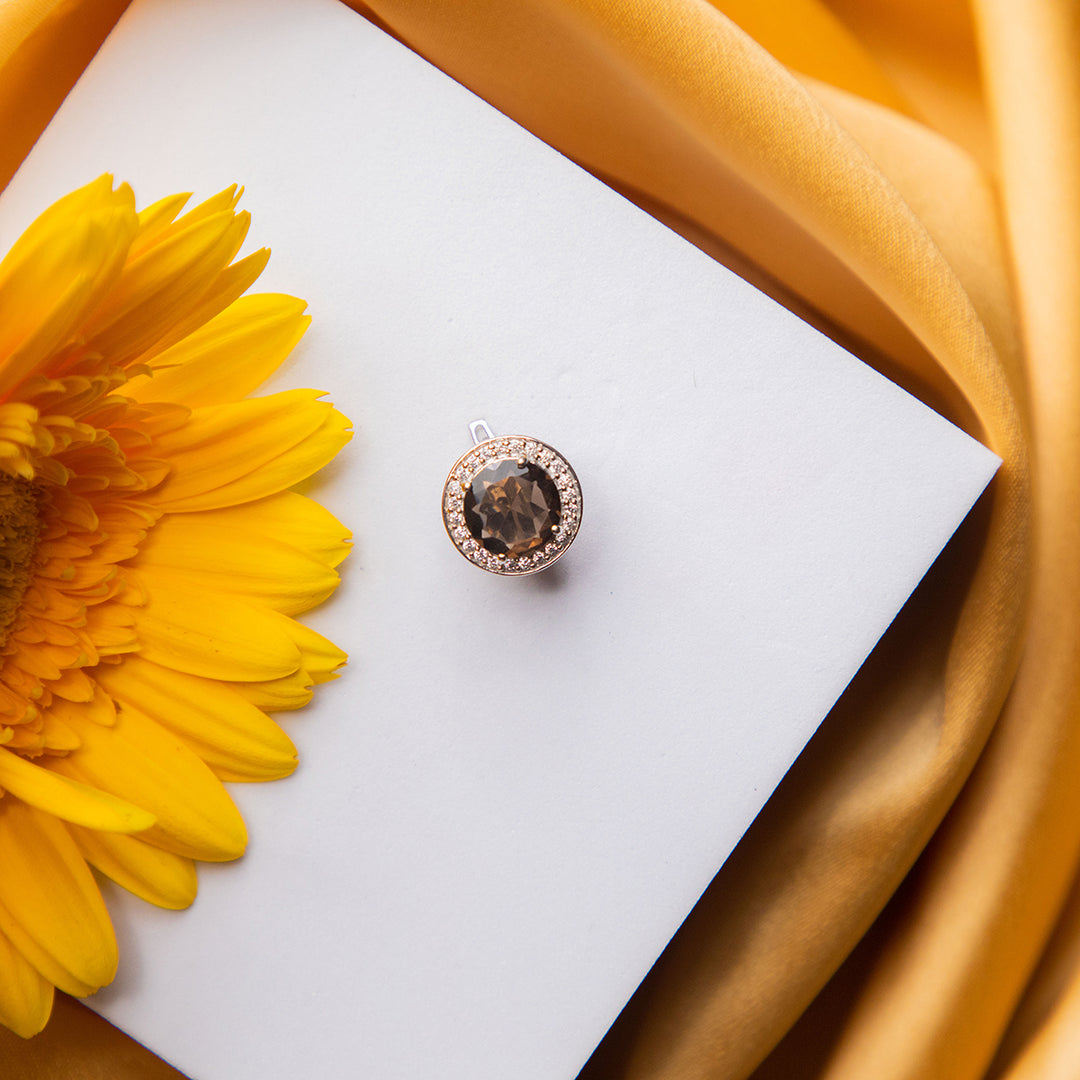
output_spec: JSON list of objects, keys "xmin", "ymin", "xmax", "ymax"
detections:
[{"xmin": 0, "ymin": 1, "xmax": 998, "ymax": 1077}]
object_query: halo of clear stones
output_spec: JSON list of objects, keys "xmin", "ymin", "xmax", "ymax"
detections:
[{"xmin": 442, "ymin": 436, "xmax": 582, "ymax": 576}]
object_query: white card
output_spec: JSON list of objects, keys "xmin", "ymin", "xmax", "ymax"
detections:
[{"xmin": 0, "ymin": 0, "xmax": 997, "ymax": 1077}]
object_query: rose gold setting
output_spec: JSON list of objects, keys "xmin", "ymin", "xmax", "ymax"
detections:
[{"xmin": 442, "ymin": 435, "xmax": 582, "ymax": 576}]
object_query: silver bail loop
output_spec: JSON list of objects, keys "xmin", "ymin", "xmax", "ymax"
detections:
[{"xmin": 468, "ymin": 419, "xmax": 495, "ymax": 446}]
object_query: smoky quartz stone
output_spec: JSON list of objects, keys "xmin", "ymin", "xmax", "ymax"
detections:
[{"xmin": 463, "ymin": 459, "xmax": 562, "ymax": 557}]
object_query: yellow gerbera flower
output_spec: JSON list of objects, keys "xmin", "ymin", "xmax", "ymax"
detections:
[{"xmin": 0, "ymin": 176, "xmax": 351, "ymax": 1037}]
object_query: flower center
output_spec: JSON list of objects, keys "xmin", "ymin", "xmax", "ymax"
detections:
[{"xmin": 0, "ymin": 475, "xmax": 42, "ymax": 643}]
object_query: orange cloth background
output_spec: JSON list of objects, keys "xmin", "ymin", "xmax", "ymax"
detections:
[{"xmin": 1, "ymin": 1, "xmax": 1077, "ymax": 1078}]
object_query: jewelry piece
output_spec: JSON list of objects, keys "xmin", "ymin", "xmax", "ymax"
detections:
[{"xmin": 442, "ymin": 419, "xmax": 582, "ymax": 575}]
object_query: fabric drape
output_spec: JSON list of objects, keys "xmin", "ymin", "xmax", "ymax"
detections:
[{"xmin": 1, "ymin": 2, "xmax": 1076, "ymax": 1078}]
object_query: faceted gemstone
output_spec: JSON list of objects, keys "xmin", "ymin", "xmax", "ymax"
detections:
[{"xmin": 463, "ymin": 458, "xmax": 561, "ymax": 557}]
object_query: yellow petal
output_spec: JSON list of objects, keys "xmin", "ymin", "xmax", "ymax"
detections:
[
  {"xmin": 281, "ymin": 615, "xmax": 349, "ymax": 684},
  {"xmin": 68, "ymin": 825, "xmax": 198, "ymax": 911},
  {"xmin": 161, "ymin": 185, "xmax": 242, "ymax": 232},
  {"xmin": 82, "ymin": 206, "xmax": 243, "ymax": 333},
  {"xmin": 133, "ymin": 514, "xmax": 340, "ymax": 616},
  {"xmin": 128, "ymin": 192, "xmax": 191, "ymax": 260},
  {"xmin": 125, "ymin": 293, "xmax": 311, "ymax": 406},
  {"xmin": 128, "ymin": 573, "xmax": 302, "ymax": 681},
  {"xmin": 229, "ymin": 671, "xmax": 315, "ymax": 712},
  {"xmin": 179, "ymin": 491, "xmax": 351, "ymax": 569},
  {"xmin": 0, "ymin": 747, "xmax": 155, "ymax": 833},
  {"xmin": 0, "ymin": 177, "xmax": 137, "ymax": 395},
  {"xmin": 126, "ymin": 186, "xmax": 242, "ymax": 266},
  {"xmin": 147, "ymin": 402, "xmax": 352, "ymax": 513},
  {"xmin": 49, "ymin": 703, "xmax": 247, "ymax": 863},
  {"xmin": 82, "ymin": 209, "xmax": 250, "ymax": 364},
  {"xmin": 96, "ymin": 656, "xmax": 298, "ymax": 781},
  {"xmin": 142, "ymin": 390, "xmax": 349, "ymax": 511},
  {"xmin": 193, "ymin": 621, "xmax": 344, "ymax": 709},
  {"xmin": 136, "ymin": 247, "xmax": 271, "ymax": 366},
  {"xmin": 49, "ymin": 667, "xmax": 97, "ymax": 704},
  {"xmin": 40, "ymin": 713, "xmax": 81, "ymax": 751},
  {"xmin": 0, "ymin": 799, "xmax": 116, "ymax": 997},
  {"xmin": 0, "ymin": 928, "xmax": 54, "ymax": 1039},
  {"xmin": 49, "ymin": 684, "xmax": 117, "ymax": 727}
]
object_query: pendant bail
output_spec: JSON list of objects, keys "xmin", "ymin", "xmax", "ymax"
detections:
[{"xmin": 468, "ymin": 419, "xmax": 495, "ymax": 446}]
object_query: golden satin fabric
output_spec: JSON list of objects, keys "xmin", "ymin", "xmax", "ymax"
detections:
[{"xmin": 0, "ymin": 1, "xmax": 1076, "ymax": 1078}]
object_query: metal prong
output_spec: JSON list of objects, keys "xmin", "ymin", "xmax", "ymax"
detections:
[{"xmin": 469, "ymin": 419, "xmax": 495, "ymax": 446}]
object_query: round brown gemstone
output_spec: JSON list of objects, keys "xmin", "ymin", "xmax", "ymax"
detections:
[{"xmin": 463, "ymin": 458, "xmax": 561, "ymax": 557}]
